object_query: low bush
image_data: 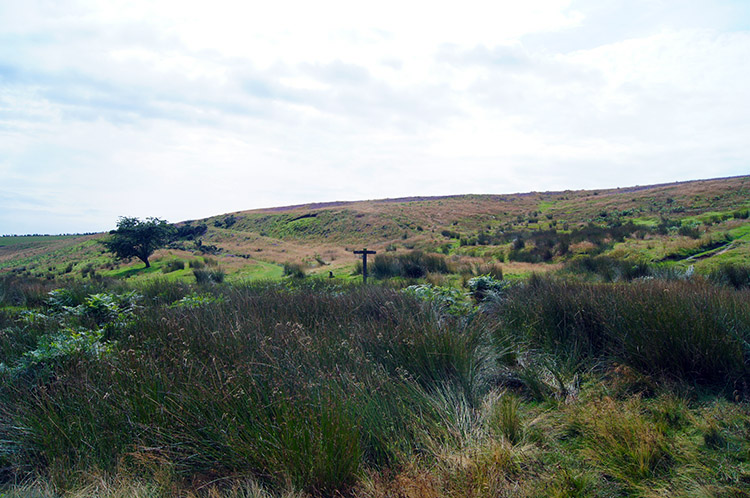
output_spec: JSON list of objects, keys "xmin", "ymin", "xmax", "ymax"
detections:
[
  {"xmin": 474, "ymin": 262, "xmax": 504, "ymax": 280},
  {"xmin": 678, "ymin": 223, "xmax": 701, "ymax": 239}
]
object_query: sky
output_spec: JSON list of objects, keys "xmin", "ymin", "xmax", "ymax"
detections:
[{"xmin": 1, "ymin": 0, "xmax": 749, "ymax": 234}]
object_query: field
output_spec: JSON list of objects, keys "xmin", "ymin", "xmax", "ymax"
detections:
[{"xmin": 1, "ymin": 176, "xmax": 749, "ymax": 497}]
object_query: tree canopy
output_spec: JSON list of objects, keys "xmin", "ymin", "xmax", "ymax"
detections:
[{"xmin": 102, "ymin": 217, "xmax": 175, "ymax": 268}]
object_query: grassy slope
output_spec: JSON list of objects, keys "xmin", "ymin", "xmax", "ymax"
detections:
[{"xmin": 1, "ymin": 175, "xmax": 749, "ymax": 281}]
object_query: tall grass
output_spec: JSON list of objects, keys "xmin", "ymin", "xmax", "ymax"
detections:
[
  {"xmin": 0, "ymin": 281, "xmax": 487, "ymax": 493},
  {"xmin": 371, "ymin": 251, "xmax": 449, "ymax": 279},
  {"xmin": 2, "ymin": 275, "xmax": 749, "ymax": 496},
  {"xmin": 495, "ymin": 276, "xmax": 750, "ymax": 388}
]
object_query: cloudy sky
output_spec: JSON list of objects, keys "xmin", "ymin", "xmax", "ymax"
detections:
[{"xmin": 1, "ymin": 0, "xmax": 749, "ymax": 234}]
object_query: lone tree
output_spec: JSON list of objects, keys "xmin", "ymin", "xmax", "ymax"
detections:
[{"xmin": 102, "ymin": 217, "xmax": 175, "ymax": 268}]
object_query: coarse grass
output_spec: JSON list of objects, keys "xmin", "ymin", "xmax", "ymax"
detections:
[
  {"xmin": 370, "ymin": 251, "xmax": 450, "ymax": 279},
  {"xmin": 193, "ymin": 268, "xmax": 226, "ymax": 284},
  {"xmin": 283, "ymin": 262, "xmax": 306, "ymax": 279},
  {"xmin": 494, "ymin": 276, "xmax": 750, "ymax": 390},
  {"xmin": 564, "ymin": 254, "xmax": 653, "ymax": 282},
  {"xmin": 161, "ymin": 259, "xmax": 185, "ymax": 273},
  {"xmin": 0, "ymin": 280, "xmax": 489, "ymax": 495},
  {"xmin": 2, "ymin": 274, "xmax": 750, "ymax": 497},
  {"xmin": 709, "ymin": 262, "xmax": 750, "ymax": 289}
]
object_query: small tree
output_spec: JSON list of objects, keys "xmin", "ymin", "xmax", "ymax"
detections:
[{"xmin": 102, "ymin": 217, "xmax": 175, "ymax": 268}]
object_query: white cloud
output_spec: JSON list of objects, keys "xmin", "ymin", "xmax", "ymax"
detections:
[{"xmin": 0, "ymin": 0, "xmax": 748, "ymax": 233}]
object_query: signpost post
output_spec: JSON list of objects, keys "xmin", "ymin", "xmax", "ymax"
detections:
[{"xmin": 353, "ymin": 248, "xmax": 376, "ymax": 284}]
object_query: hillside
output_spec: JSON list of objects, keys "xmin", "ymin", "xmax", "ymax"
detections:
[{"xmin": 1, "ymin": 175, "xmax": 749, "ymax": 281}]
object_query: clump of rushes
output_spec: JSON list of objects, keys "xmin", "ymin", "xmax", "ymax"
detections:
[
  {"xmin": 0, "ymin": 282, "xmax": 485, "ymax": 494},
  {"xmin": 495, "ymin": 276, "xmax": 750, "ymax": 390},
  {"xmin": 193, "ymin": 267, "xmax": 225, "ymax": 284},
  {"xmin": 283, "ymin": 262, "xmax": 306, "ymax": 278}
]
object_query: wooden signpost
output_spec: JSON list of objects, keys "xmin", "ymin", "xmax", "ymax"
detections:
[{"xmin": 353, "ymin": 248, "xmax": 376, "ymax": 284}]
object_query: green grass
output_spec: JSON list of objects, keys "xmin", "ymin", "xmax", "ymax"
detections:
[
  {"xmin": 728, "ymin": 222, "xmax": 750, "ymax": 239},
  {"xmin": 631, "ymin": 216, "xmax": 659, "ymax": 227},
  {"xmin": 232, "ymin": 260, "xmax": 284, "ymax": 281},
  {"xmin": 0, "ymin": 235, "xmax": 80, "ymax": 247}
]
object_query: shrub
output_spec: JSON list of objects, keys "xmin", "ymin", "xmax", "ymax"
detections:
[
  {"xmin": 566, "ymin": 255, "xmax": 651, "ymax": 282},
  {"xmin": 175, "ymin": 223, "xmax": 208, "ymax": 240},
  {"xmin": 678, "ymin": 224, "xmax": 701, "ymax": 239},
  {"xmin": 11, "ymin": 326, "xmax": 115, "ymax": 376},
  {"xmin": 441, "ymin": 229, "xmax": 461, "ymax": 239},
  {"xmin": 403, "ymin": 284, "xmax": 473, "ymax": 316}
]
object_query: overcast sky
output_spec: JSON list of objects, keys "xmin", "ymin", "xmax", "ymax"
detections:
[{"xmin": 1, "ymin": 0, "xmax": 749, "ymax": 234}]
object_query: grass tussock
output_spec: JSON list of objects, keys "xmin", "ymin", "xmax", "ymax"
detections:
[
  {"xmin": 370, "ymin": 251, "xmax": 450, "ymax": 279},
  {"xmin": 496, "ymin": 276, "xmax": 750, "ymax": 389}
]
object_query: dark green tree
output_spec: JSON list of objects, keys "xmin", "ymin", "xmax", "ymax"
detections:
[{"xmin": 102, "ymin": 217, "xmax": 175, "ymax": 268}]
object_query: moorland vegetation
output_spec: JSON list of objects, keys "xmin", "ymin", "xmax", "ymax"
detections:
[
  {"xmin": 0, "ymin": 176, "xmax": 749, "ymax": 497},
  {"xmin": 0, "ymin": 270, "xmax": 748, "ymax": 497}
]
